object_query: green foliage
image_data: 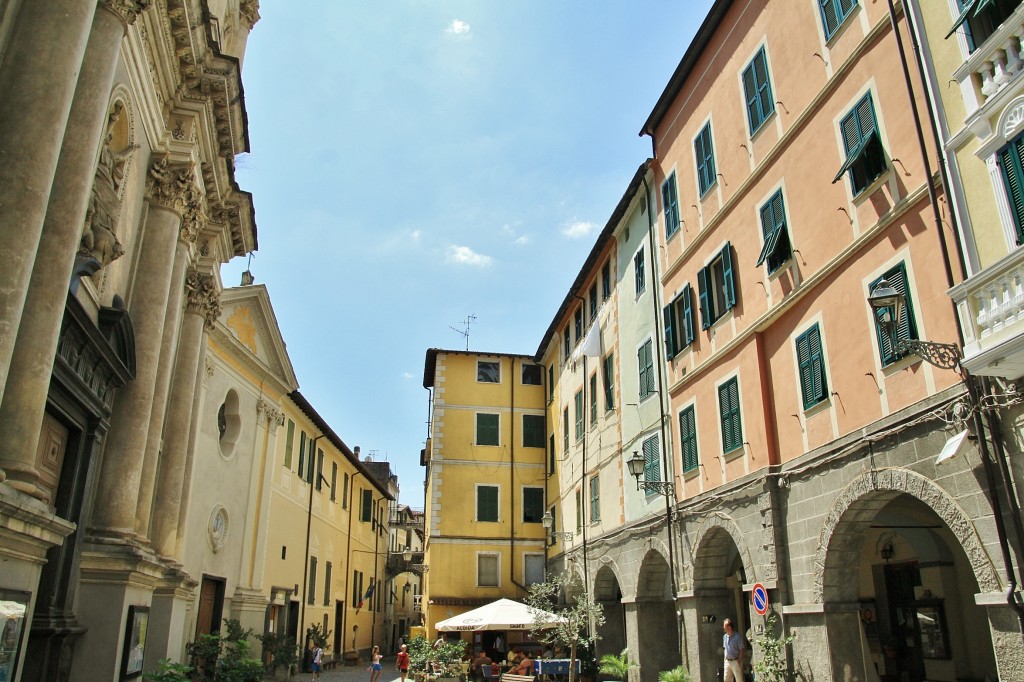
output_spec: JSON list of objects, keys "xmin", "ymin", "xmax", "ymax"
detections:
[
  {"xmin": 184, "ymin": 619, "xmax": 264, "ymax": 682},
  {"xmin": 656, "ymin": 666, "xmax": 692, "ymax": 682},
  {"xmin": 257, "ymin": 631, "xmax": 298, "ymax": 668},
  {"xmin": 598, "ymin": 650, "xmax": 637, "ymax": 680},
  {"xmin": 407, "ymin": 636, "xmax": 434, "ymax": 674},
  {"xmin": 526, "ymin": 570, "xmax": 605, "ymax": 682},
  {"xmin": 305, "ymin": 622, "xmax": 332, "ymax": 650},
  {"xmin": 752, "ymin": 614, "xmax": 795, "ymax": 682},
  {"xmin": 432, "ymin": 638, "xmax": 468, "ymax": 677},
  {"xmin": 144, "ymin": 659, "xmax": 194, "ymax": 682}
]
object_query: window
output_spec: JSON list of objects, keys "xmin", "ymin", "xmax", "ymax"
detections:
[
  {"xmin": 342, "ymin": 473, "xmax": 349, "ymax": 509},
  {"xmin": 743, "ymin": 47, "xmax": 775, "ymax": 134},
  {"xmin": 574, "ymin": 390, "xmax": 584, "ymax": 441},
  {"xmin": 833, "ymin": 93, "xmax": 887, "ymax": 195},
  {"xmin": 563, "ymin": 325, "xmax": 570, "ymax": 361},
  {"xmin": 523, "ymin": 414, "xmax": 545, "ymax": 448},
  {"xmin": 361, "ymin": 489, "xmax": 372, "ymax": 521},
  {"xmin": 695, "ymin": 123, "xmax": 717, "ymax": 197},
  {"xmin": 284, "ymin": 420, "xmax": 295, "ymax": 469},
  {"xmin": 298, "ymin": 431, "xmax": 307, "ymax": 480},
  {"xmin": 476, "ymin": 413, "xmax": 499, "ymax": 446},
  {"xmin": 796, "ymin": 324, "xmax": 828, "ymax": 409},
  {"xmin": 306, "ymin": 444, "xmax": 315, "ymax": 484},
  {"xmin": 548, "ymin": 364, "xmax": 555, "ymax": 400},
  {"xmin": 523, "ymin": 487, "xmax": 544, "ymax": 523},
  {"xmin": 330, "ymin": 462, "xmax": 337, "ymax": 501},
  {"xmin": 642, "ymin": 434, "xmax": 660, "ymax": 489},
  {"xmin": 352, "ymin": 570, "xmax": 363, "ymax": 605},
  {"xmin": 574, "ymin": 307, "xmax": 583, "ymax": 345},
  {"xmin": 315, "ymin": 448, "xmax": 324, "ymax": 491},
  {"xmin": 634, "ymin": 249, "xmax": 646, "ymax": 295},
  {"xmin": 522, "ymin": 363, "xmax": 542, "ymax": 385},
  {"xmin": 524, "ymin": 554, "xmax": 545, "ymax": 586},
  {"xmin": 602, "ymin": 353, "xmax": 615, "ymax": 411},
  {"xmin": 563, "ymin": 407, "xmax": 569, "ymax": 452},
  {"xmin": 589, "ymin": 374, "xmax": 598, "ymax": 424},
  {"xmin": 589, "ymin": 282, "xmax": 598, "ymax": 322},
  {"xmin": 819, "ymin": 0, "xmax": 857, "ymax": 39},
  {"xmin": 477, "ymin": 360, "xmax": 500, "ymax": 383},
  {"xmin": 871, "ymin": 263, "xmax": 919, "ymax": 366},
  {"xmin": 575, "ymin": 489, "xmax": 582, "ymax": 532},
  {"xmin": 948, "ymin": 0, "xmax": 1019, "ymax": 50},
  {"xmin": 757, "ymin": 190, "xmax": 792, "ymax": 274},
  {"xmin": 698, "ymin": 243, "xmax": 736, "ymax": 329},
  {"xmin": 589, "ymin": 475, "xmax": 600, "ymax": 523},
  {"xmin": 477, "ymin": 554, "xmax": 499, "ymax": 587},
  {"xmin": 662, "ymin": 172, "xmax": 681, "ymax": 239},
  {"xmin": 548, "ymin": 434, "xmax": 556, "ymax": 474},
  {"xmin": 718, "ymin": 377, "xmax": 743, "ymax": 454},
  {"xmin": 998, "ymin": 130, "xmax": 1024, "ymax": 246},
  {"xmin": 664, "ymin": 284, "xmax": 695, "ymax": 357},
  {"xmin": 637, "ymin": 339, "xmax": 656, "ymax": 400},
  {"xmin": 324, "ymin": 561, "xmax": 332, "ymax": 605},
  {"xmin": 679, "ymin": 406, "xmax": 698, "ymax": 473},
  {"xmin": 308, "ymin": 557, "xmax": 317, "ymax": 604},
  {"xmin": 601, "ymin": 260, "xmax": 611, "ymax": 300},
  {"xmin": 477, "ymin": 485, "xmax": 498, "ymax": 522}
]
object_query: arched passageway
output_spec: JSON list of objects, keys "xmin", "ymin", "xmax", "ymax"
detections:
[
  {"xmin": 692, "ymin": 525, "xmax": 751, "ymax": 682},
  {"xmin": 593, "ymin": 564, "xmax": 625, "ymax": 664},
  {"xmin": 635, "ymin": 550, "xmax": 678, "ymax": 682}
]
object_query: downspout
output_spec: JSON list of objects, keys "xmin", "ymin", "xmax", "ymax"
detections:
[
  {"xmin": 642, "ymin": 171, "xmax": 683, "ymax": 669},
  {"xmin": 572, "ymin": 294, "xmax": 591, "ymax": 591}
]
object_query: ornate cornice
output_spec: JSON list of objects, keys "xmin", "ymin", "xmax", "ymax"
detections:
[
  {"xmin": 100, "ymin": 0, "xmax": 152, "ymax": 27},
  {"xmin": 183, "ymin": 271, "xmax": 221, "ymax": 329},
  {"xmin": 239, "ymin": 0, "xmax": 260, "ymax": 28},
  {"xmin": 256, "ymin": 399, "xmax": 285, "ymax": 432}
]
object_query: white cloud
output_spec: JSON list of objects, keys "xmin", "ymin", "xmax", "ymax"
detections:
[
  {"xmin": 562, "ymin": 220, "xmax": 598, "ymax": 239},
  {"xmin": 446, "ymin": 19, "xmax": 471, "ymax": 36},
  {"xmin": 403, "ymin": 372, "xmax": 414, "ymax": 380},
  {"xmin": 514, "ymin": 235, "xmax": 530, "ymax": 246},
  {"xmin": 446, "ymin": 245, "xmax": 492, "ymax": 267}
]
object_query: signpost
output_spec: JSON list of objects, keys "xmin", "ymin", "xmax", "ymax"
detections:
[{"xmin": 751, "ymin": 583, "xmax": 769, "ymax": 616}]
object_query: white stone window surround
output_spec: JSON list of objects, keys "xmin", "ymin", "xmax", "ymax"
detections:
[{"xmin": 976, "ymin": 95, "xmax": 1024, "ymax": 252}]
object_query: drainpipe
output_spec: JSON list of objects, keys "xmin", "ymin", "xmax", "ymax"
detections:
[
  {"xmin": 642, "ymin": 171, "xmax": 683, "ymax": 669},
  {"xmin": 572, "ymin": 294, "xmax": 591, "ymax": 591}
]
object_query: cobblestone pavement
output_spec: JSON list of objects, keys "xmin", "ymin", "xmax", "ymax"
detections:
[{"xmin": 302, "ymin": 656, "xmax": 405, "ymax": 682}]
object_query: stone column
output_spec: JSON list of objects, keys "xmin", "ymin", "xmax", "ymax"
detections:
[
  {"xmin": 91, "ymin": 158, "xmax": 198, "ymax": 539},
  {"xmin": 134, "ymin": 234, "xmax": 197, "ymax": 539},
  {"xmin": 0, "ymin": 1, "xmax": 148, "ymax": 499},
  {"xmin": 0, "ymin": 0, "xmax": 97, "ymax": 402},
  {"xmin": 151, "ymin": 270, "xmax": 219, "ymax": 558}
]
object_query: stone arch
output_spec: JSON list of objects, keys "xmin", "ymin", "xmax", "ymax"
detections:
[
  {"xmin": 592, "ymin": 559, "xmax": 622, "ymax": 602},
  {"xmin": 812, "ymin": 468, "xmax": 1000, "ymax": 603},
  {"xmin": 636, "ymin": 547, "xmax": 672, "ymax": 601},
  {"xmin": 691, "ymin": 512, "xmax": 757, "ymax": 589}
]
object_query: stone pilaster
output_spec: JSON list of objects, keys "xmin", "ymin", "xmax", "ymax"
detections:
[
  {"xmin": 0, "ymin": 0, "xmax": 96, "ymax": 410},
  {"xmin": 0, "ymin": 2, "xmax": 140, "ymax": 500},
  {"xmin": 91, "ymin": 159, "xmax": 197, "ymax": 540},
  {"xmin": 151, "ymin": 270, "xmax": 219, "ymax": 558}
]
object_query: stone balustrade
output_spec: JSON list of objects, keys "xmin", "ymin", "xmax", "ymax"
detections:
[
  {"xmin": 956, "ymin": 5, "xmax": 1024, "ymax": 113},
  {"xmin": 951, "ymin": 246, "xmax": 1024, "ymax": 375}
]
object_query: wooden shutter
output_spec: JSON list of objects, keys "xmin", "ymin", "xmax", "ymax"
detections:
[
  {"xmin": 642, "ymin": 435, "xmax": 660, "ymax": 484},
  {"xmin": 680, "ymin": 406, "xmax": 698, "ymax": 472},
  {"xmin": 743, "ymin": 62, "xmax": 759, "ymax": 132},
  {"xmin": 722, "ymin": 243, "xmax": 736, "ymax": 309},
  {"xmin": 478, "ymin": 486, "xmax": 498, "ymax": 521},
  {"xmin": 698, "ymin": 266, "xmax": 711, "ymax": 329},
  {"xmin": 1000, "ymin": 135, "xmax": 1024, "ymax": 244},
  {"xmin": 663, "ymin": 303, "xmax": 676, "ymax": 357}
]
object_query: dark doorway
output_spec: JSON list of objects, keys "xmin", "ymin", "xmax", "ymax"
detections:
[
  {"xmin": 196, "ymin": 577, "xmax": 225, "ymax": 637},
  {"xmin": 884, "ymin": 562, "xmax": 926, "ymax": 682},
  {"xmin": 334, "ymin": 602, "xmax": 344, "ymax": 655}
]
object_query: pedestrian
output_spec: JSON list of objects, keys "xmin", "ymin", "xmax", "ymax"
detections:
[
  {"xmin": 397, "ymin": 643, "xmax": 411, "ymax": 682},
  {"xmin": 311, "ymin": 642, "xmax": 324, "ymax": 682},
  {"xmin": 721, "ymin": 618, "xmax": 747, "ymax": 682},
  {"xmin": 370, "ymin": 645, "xmax": 384, "ymax": 682}
]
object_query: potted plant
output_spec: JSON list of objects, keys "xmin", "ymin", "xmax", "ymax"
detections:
[
  {"xmin": 432, "ymin": 638, "xmax": 468, "ymax": 682},
  {"xmin": 598, "ymin": 650, "xmax": 637, "ymax": 682},
  {"xmin": 525, "ymin": 571, "xmax": 606, "ymax": 682},
  {"xmin": 258, "ymin": 631, "xmax": 298, "ymax": 680},
  {"xmin": 657, "ymin": 666, "xmax": 692, "ymax": 682},
  {"xmin": 407, "ymin": 636, "xmax": 434, "ymax": 682}
]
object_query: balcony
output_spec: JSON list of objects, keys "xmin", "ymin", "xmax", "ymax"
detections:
[
  {"xmin": 953, "ymin": 2, "xmax": 1024, "ymax": 121},
  {"xmin": 950, "ymin": 245, "xmax": 1024, "ymax": 378}
]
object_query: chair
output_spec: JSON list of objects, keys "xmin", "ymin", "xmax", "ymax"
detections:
[{"xmin": 482, "ymin": 665, "xmax": 493, "ymax": 681}]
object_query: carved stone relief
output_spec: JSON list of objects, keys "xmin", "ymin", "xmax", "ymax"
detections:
[
  {"xmin": 256, "ymin": 398, "xmax": 285, "ymax": 432},
  {"xmin": 239, "ymin": 0, "xmax": 261, "ymax": 28},
  {"xmin": 184, "ymin": 270, "xmax": 222, "ymax": 330},
  {"xmin": 100, "ymin": 0, "xmax": 152, "ymax": 27}
]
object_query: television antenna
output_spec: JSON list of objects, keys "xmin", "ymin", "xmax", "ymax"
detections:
[{"xmin": 450, "ymin": 314, "xmax": 476, "ymax": 350}]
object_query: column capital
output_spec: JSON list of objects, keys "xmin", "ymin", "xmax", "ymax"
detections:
[
  {"xmin": 99, "ymin": 0, "xmax": 152, "ymax": 28},
  {"xmin": 145, "ymin": 156, "xmax": 199, "ymax": 216},
  {"xmin": 183, "ymin": 270, "xmax": 220, "ymax": 329},
  {"xmin": 256, "ymin": 399, "xmax": 285, "ymax": 432},
  {"xmin": 239, "ymin": 0, "xmax": 261, "ymax": 28}
]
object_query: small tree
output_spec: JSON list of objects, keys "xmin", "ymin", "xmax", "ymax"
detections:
[
  {"xmin": 526, "ymin": 571, "xmax": 605, "ymax": 682},
  {"xmin": 306, "ymin": 623, "xmax": 332, "ymax": 651},
  {"xmin": 752, "ymin": 614, "xmax": 795, "ymax": 682},
  {"xmin": 407, "ymin": 636, "xmax": 434, "ymax": 677}
]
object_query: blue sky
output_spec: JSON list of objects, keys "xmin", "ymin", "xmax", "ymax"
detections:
[{"xmin": 223, "ymin": 1, "xmax": 714, "ymax": 507}]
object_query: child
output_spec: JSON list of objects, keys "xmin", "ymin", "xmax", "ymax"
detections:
[
  {"xmin": 397, "ymin": 643, "xmax": 411, "ymax": 682},
  {"xmin": 370, "ymin": 645, "xmax": 383, "ymax": 682},
  {"xmin": 311, "ymin": 643, "xmax": 324, "ymax": 681}
]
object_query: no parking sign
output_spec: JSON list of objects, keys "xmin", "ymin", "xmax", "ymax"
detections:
[{"xmin": 751, "ymin": 583, "xmax": 769, "ymax": 616}]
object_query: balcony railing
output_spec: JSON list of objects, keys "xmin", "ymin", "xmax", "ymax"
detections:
[
  {"xmin": 950, "ymin": 245, "xmax": 1024, "ymax": 377},
  {"xmin": 954, "ymin": 2, "xmax": 1024, "ymax": 116}
]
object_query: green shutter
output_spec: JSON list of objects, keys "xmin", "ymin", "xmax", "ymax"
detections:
[
  {"xmin": 682, "ymin": 284, "xmax": 694, "ymax": 346},
  {"xmin": 698, "ymin": 266, "xmax": 711, "ymax": 329},
  {"xmin": 590, "ymin": 374, "xmax": 598, "ymax": 424},
  {"xmin": 284, "ymin": 420, "xmax": 294, "ymax": 469},
  {"xmin": 590, "ymin": 476, "xmax": 600, "ymax": 522},
  {"xmin": 1000, "ymin": 136, "xmax": 1024, "ymax": 244},
  {"xmin": 663, "ymin": 303, "xmax": 677, "ymax": 358},
  {"xmin": 946, "ymin": 0, "xmax": 978, "ymax": 38},
  {"xmin": 523, "ymin": 415, "xmax": 545, "ymax": 448},
  {"xmin": 478, "ymin": 486, "xmax": 498, "ymax": 522},
  {"xmin": 603, "ymin": 353, "xmax": 615, "ymax": 410},
  {"xmin": 680, "ymin": 406, "xmax": 698, "ymax": 473},
  {"xmin": 361, "ymin": 489, "xmax": 371, "ymax": 521},
  {"xmin": 298, "ymin": 432, "xmax": 307, "ymax": 480},
  {"xmin": 743, "ymin": 62, "xmax": 759, "ymax": 133},
  {"xmin": 722, "ymin": 243, "xmax": 736, "ymax": 309},
  {"xmin": 720, "ymin": 378, "xmax": 742, "ymax": 453},
  {"xmin": 523, "ymin": 488, "xmax": 543, "ymax": 523},
  {"xmin": 642, "ymin": 435, "xmax": 660, "ymax": 486},
  {"xmin": 477, "ymin": 413, "xmax": 499, "ymax": 445}
]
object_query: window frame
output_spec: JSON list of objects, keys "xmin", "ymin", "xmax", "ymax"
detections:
[
  {"xmin": 476, "ymin": 484, "xmax": 499, "ymax": 523},
  {"xmin": 477, "ymin": 360, "xmax": 501, "ymax": 384},
  {"xmin": 634, "ymin": 248, "xmax": 646, "ymax": 296},
  {"xmin": 819, "ymin": 0, "xmax": 858, "ymax": 40},
  {"xmin": 589, "ymin": 373, "xmax": 598, "ymax": 425},
  {"xmin": 742, "ymin": 46, "xmax": 775, "ymax": 135},
  {"xmin": 694, "ymin": 123, "xmax": 717, "ymax": 197},
  {"xmin": 697, "ymin": 243, "xmax": 736, "ymax": 330},
  {"xmin": 477, "ymin": 553, "xmax": 500, "ymax": 587},
  {"xmin": 664, "ymin": 284, "xmax": 695, "ymax": 357},
  {"xmin": 870, "ymin": 262, "xmax": 919, "ymax": 366},
  {"xmin": 601, "ymin": 260, "xmax": 612, "ymax": 300},
  {"xmin": 796, "ymin": 323, "xmax": 829, "ymax": 409},
  {"xmin": 574, "ymin": 307, "xmax": 584, "ymax": 346},
  {"xmin": 574, "ymin": 390, "xmax": 584, "ymax": 441},
  {"xmin": 476, "ymin": 412, "xmax": 500, "ymax": 446},
  {"xmin": 589, "ymin": 475, "xmax": 600, "ymax": 523},
  {"xmin": 757, "ymin": 189, "xmax": 792, "ymax": 274},
  {"xmin": 589, "ymin": 282, "xmax": 599, "ymax": 323},
  {"xmin": 662, "ymin": 171, "xmax": 681, "ymax": 239},
  {"xmin": 833, "ymin": 92, "xmax": 888, "ymax": 196},
  {"xmin": 637, "ymin": 338, "xmax": 656, "ymax": 400},
  {"xmin": 718, "ymin": 376, "xmax": 744, "ymax": 454},
  {"xmin": 522, "ymin": 414, "xmax": 546, "ymax": 448},
  {"xmin": 679, "ymin": 405, "xmax": 699, "ymax": 473},
  {"xmin": 602, "ymin": 353, "xmax": 615, "ymax": 411},
  {"xmin": 641, "ymin": 434, "xmax": 661, "ymax": 496},
  {"xmin": 522, "ymin": 363, "xmax": 542, "ymax": 386},
  {"xmin": 522, "ymin": 487, "xmax": 544, "ymax": 524}
]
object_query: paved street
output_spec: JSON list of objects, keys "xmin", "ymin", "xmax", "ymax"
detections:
[{"xmin": 304, "ymin": 656, "xmax": 403, "ymax": 682}]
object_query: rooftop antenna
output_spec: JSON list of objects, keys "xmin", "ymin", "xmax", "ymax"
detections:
[{"xmin": 449, "ymin": 314, "xmax": 476, "ymax": 351}]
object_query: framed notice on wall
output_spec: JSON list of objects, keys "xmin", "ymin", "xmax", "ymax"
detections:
[
  {"xmin": 121, "ymin": 606, "xmax": 150, "ymax": 680},
  {"xmin": 0, "ymin": 590, "xmax": 31, "ymax": 682}
]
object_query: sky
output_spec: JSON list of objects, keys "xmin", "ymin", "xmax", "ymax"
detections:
[{"xmin": 222, "ymin": 1, "xmax": 715, "ymax": 509}]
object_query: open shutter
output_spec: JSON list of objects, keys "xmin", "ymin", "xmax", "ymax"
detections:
[
  {"xmin": 743, "ymin": 63, "xmax": 759, "ymax": 132},
  {"xmin": 754, "ymin": 51, "xmax": 773, "ymax": 121},
  {"xmin": 946, "ymin": 0, "xmax": 978, "ymax": 38},
  {"xmin": 663, "ymin": 304, "xmax": 676, "ymax": 358},
  {"xmin": 722, "ymin": 243, "xmax": 736, "ymax": 310},
  {"xmin": 808, "ymin": 326, "xmax": 826, "ymax": 405},
  {"xmin": 682, "ymin": 284, "xmax": 695, "ymax": 346},
  {"xmin": 698, "ymin": 266, "xmax": 711, "ymax": 330},
  {"xmin": 796, "ymin": 330, "xmax": 813, "ymax": 408},
  {"xmin": 1000, "ymin": 138, "xmax": 1024, "ymax": 244}
]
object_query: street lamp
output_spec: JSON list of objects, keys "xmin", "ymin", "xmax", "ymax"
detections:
[
  {"xmin": 541, "ymin": 510, "xmax": 574, "ymax": 542},
  {"xmin": 627, "ymin": 451, "xmax": 675, "ymax": 496},
  {"xmin": 867, "ymin": 279, "xmax": 961, "ymax": 370}
]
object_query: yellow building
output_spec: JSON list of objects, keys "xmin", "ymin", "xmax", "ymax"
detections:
[{"xmin": 421, "ymin": 350, "xmax": 548, "ymax": 651}]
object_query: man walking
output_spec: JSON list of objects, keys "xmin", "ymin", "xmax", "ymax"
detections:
[{"xmin": 722, "ymin": 618, "xmax": 746, "ymax": 682}]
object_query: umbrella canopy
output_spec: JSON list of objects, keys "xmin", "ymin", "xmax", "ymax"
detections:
[{"xmin": 434, "ymin": 598, "xmax": 566, "ymax": 632}]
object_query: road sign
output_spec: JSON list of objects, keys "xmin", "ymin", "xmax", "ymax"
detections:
[{"xmin": 752, "ymin": 583, "xmax": 769, "ymax": 616}]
